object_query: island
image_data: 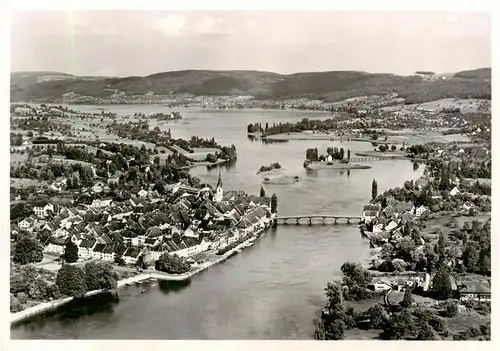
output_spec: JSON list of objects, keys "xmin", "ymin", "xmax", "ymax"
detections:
[{"xmin": 303, "ymin": 146, "xmax": 371, "ymax": 170}]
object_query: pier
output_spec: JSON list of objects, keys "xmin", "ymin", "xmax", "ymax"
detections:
[{"xmin": 273, "ymin": 214, "xmax": 362, "ymax": 225}]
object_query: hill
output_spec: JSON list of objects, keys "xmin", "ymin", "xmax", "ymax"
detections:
[{"xmin": 10, "ymin": 68, "xmax": 491, "ymax": 103}]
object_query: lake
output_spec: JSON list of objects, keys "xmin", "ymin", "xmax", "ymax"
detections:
[{"xmin": 11, "ymin": 106, "xmax": 423, "ymax": 339}]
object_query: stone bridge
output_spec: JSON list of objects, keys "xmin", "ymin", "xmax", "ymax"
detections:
[{"xmin": 273, "ymin": 214, "xmax": 362, "ymax": 225}]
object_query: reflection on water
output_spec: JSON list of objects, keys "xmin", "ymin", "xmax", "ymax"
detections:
[
  {"xmin": 261, "ymin": 139, "xmax": 289, "ymax": 144},
  {"xmin": 13, "ymin": 292, "xmax": 120, "ymax": 328},
  {"xmin": 158, "ymin": 279, "xmax": 192, "ymax": 295},
  {"xmin": 11, "ymin": 107, "xmax": 424, "ymax": 340}
]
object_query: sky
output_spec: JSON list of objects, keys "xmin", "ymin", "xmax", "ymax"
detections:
[{"xmin": 10, "ymin": 11, "xmax": 491, "ymax": 77}]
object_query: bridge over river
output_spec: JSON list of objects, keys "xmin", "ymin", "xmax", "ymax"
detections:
[
  {"xmin": 273, "ymin": 214, "xmax": 362, "ymax": 225},
  {"xmin": 349, "ymin": 155, "xmax": 425, "ymax": 163}
]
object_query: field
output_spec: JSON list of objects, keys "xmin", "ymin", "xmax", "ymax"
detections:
[
  {"xmin": 263, "ymin": 130, "xmax": 470, "ymax": 146},
  {"xmin": 10, "ymin": 178, "xmax": 48, "ymax": 188},
  {"xmin": 10, "ymin": 153, "xmax": 28, "ymax": 166}
]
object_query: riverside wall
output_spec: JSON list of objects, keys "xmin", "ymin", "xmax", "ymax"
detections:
[{"xmin": 11, "ymin": 223, "xmax": 270, "ymax": 325}]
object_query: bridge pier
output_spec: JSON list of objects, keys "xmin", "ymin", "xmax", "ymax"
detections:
[
  {"xmin": 296, "ymin": 219, "xmax": 299, "ymax": 225},
  {"xmin": 309, "ymin": 218, "xmax": 312, "ymax": 225},
  {"xmin": 334, "ymin": 218, "xmax": 337, "ymax": 224}
]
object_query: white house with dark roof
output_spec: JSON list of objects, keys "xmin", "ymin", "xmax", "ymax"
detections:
[
  {"xmin": 18, "ymin": 217, "xmax": 36, "ymax": 230},
  {"xmin": 450, "ymin": 186, "xmax": 460, "ymax": 197},
  {"xmin": 45, "ymin": 237, "xmax": 67, "ymax": 254},
  {"xmin": 78, "ymin": 239, "xmax": 97, "ymax": 259},
  {"xmin": 33, "ymin": 203, "xmax": 54, "ymax": 218},
  {"xmin": 415, "ymin": 205, "xmax": 428, "ymax": 217}
]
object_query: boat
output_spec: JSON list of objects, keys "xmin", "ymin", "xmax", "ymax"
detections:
[{"xmin": 141, "ymin": 289, "xmax": 146, "ymax": 294}]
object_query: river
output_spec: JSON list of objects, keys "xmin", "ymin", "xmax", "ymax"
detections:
[{"xmin": 11, "ymin": 107, "xmax": 423, "ymax": 339}]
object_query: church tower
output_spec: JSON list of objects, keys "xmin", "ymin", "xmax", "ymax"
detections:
[{"xmin": 215, "ymin": 170, "xmax": 223, "ymax": 202}]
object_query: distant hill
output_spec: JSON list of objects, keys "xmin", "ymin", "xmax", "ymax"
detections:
[{"xmin": 10, "ymin": 68, "xmax": 491, "ymax": 103}]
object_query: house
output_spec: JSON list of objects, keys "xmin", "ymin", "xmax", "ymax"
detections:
[
  {"xmin": 415, "ymin": 205, "xmax": 428, "ymax": 217},
  {"xmin": 78, "ymin": 239, "xmax": 97, "ymax": 259},
  {"xmin": 458, "ymin": 280, "xmax": 491, "ymax": 302},
  {"xmin": 107, "ymin": 175, "xmax": 120, "ymax": 185},
  {"xmin": 137, "ymin": 189, "xmax": 148, "ymax": 198},
  {"xmin": 362, "ymin": 204, "xmax": 380, "ymax": 223},
  {"xmin": 392, "ymin": 278, "xmax": 414, "ymax": 292},
  {"xmin": 92, "ymin": 243, "xmax": 105, "ymax": 259},
  {"xmin": 18, "ymin": 217, "xmax": 36, "ymax": 230},
  {"xmin": 45, "ymin": 237, "xmax": 68, "ymax": 255},
  {"xmin": 450, "ymin": 186, "xmax": 460, "ymax": 197},
  {"xmin": 123, "ymin": 247, "xmax": 142, "ymax": 265},
  {"xmin": 368, "ymin": 278, "xmax": 392, "ymax": 292},
  {"xmin": 385, "ymin": 221, "xmax": 398, "ymax": 232},
  {"xmin": 33, "ymin": 203, "xmax": 55, "ymax": 218},
  {"xmin": 70, "ymin": 233, "xmax": 83, "ymax": 246},
  {"xmin": 92, "ymin": 182, "xmax": 105, "ymax": 193},
  {"xmin": 90, "ymin": 198, "xmax": 113, "ymax": 209}
]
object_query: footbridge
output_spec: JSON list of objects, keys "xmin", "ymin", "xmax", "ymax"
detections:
[
  {"xmin": 349, "ymin": 156, "xmax": 425, "ymax": 162},
  {"xmin": 273, "ymin": 214, "xmax": 362, "ymax": 225}
]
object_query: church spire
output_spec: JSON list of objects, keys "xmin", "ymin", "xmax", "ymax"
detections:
[
  {"xmin": 216, "ymin": 169, "xmax": 223, "ymax": 188},
  {"xmin": 215, "ymin": 169, "xmax": 223, "ymax": 202}
]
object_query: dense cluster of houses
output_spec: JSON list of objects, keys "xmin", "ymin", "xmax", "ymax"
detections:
[{"xmin": 12, "ymin": 174, "xmax": 272, "ymax": 267}]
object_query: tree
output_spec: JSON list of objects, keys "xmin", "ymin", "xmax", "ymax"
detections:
[
  {"xmin": 437, "ymin": 232, "xmax": 446, "ymax": 262},
  {"xmin": 56, "ymin": 264, "xmax": 87, "ymax": 297},
  {"xmin": 371, "ymin": 179, "xmax": 378, "ymax": 200},
  {"xmin": 114, "ymin": 256, "xmax": 125, "ymax": 266},
  {"xmin": 383, "ymin": 310, "xmax": 416, "ymax": 340},
  {"xmin": 10, "ymin": 203, "xmax": 33, "ymax": 221},
  {"xmin": 444, "ymin": 302, "xmax": 459, "ymax": 317},
  {"xmin": 10, "ymin": 294, "xmax": 23, "ymax": 313},
  {"xmin": 260, "ymin": 186, "xmax": 266, "ymax": 197},
  {"xmin": 392, "ymin": 258, "xmax": 407, "ymax": 272},
  {"xmin": 63, "ymin": 241, "xmax": 79, "ymax": 263},
  {"xmin": 417, "ymin": 323, "xmax": 435, "ymax": 340},
  {"xmin": 391, "ymin": 145, "xmax": 397, "ymax": 151},
  {"xmin": 325, "ymin": 320, "xmax": 346, "ymax": 340},
  {"xmin": 341, "ymin": 262, "xmax": 372, "ymax": 286},
  {"xmin": 347, "ymin": 149, "xmax": 351, "ymax": 162},
  {"xmin": 463, "ymin": 242, "xmax": 480, "ymax": 272},
  {"xmin": 432, "ymin": 264, "xmax": 453, "ymax": 300},
  {"xmin": 13, "ymin": 236, "xmax": 44, "ymax": 265},
  {"xmin": 84, "ymin": 262, "xmax": 118, "ymax": 291},
  {"xmin": 271, "ymin": 193, "xmax": 278, "ymax": 213},
  {"xmin": 401, "ymin": 289, "xmax": 414, "ymax": 308},
  {"xmin": 155, "ymin": 253, "xmax": 191, "ymax": 274},
  {"xmin": 325, "ymin": 281, "xmax": 343, "ymax": 309}
]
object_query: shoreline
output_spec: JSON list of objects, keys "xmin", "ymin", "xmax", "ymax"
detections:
[
  {"xmin": 180, "ymin": 158, "xmax": 229, "ymax": 170},
  {"xmin": 306, "ymin": 163, "xmax": 371, "ymax": 170},
  {"xmin": 10, "ymin": 223, "xmax": 270, "ymax": 326}
]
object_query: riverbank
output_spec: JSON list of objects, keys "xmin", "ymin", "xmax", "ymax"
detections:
[
  {"xmin": 10, "ymin": 223, "xmax": 271, "ymax": 325},
  {"xmin": 262, "ymin": 130, "xmax": 469, "ymax": 146},
  {"xmin": 354, "ymin": 150, "xmax": 407, "ymax": 158},
  {"xmin": 181, "ymin": 158, "xmax": 229, "ymax": 170},
  {"xmin": 307, "ymin": 162, "xmax": 371, "ymax": 170}
]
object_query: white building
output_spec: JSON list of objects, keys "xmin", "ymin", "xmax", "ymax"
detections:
[
  {"xmin": 450, "ymin": 186, "xmax": 460, "ymax": 197},
  {"xmin": 415, "ymin": 205, "xmax": 428, "ymax": 217},
  {"xmin": 33, "ymin": 203, "xmax": 55, "ymax": 218}
]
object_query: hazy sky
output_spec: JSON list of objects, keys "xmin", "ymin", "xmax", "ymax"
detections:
[{"xmin": 11, "ymin": 11, "xmax": 491, "ymax": 77}]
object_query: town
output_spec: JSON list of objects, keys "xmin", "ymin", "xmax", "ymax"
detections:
[
  {"xmin": 10, "ymin": 103, "xmax": 277, "ymax": 318},
  {"xmin": 313, "ymin": 126, "xmax": 491, "ymax": 340}
]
